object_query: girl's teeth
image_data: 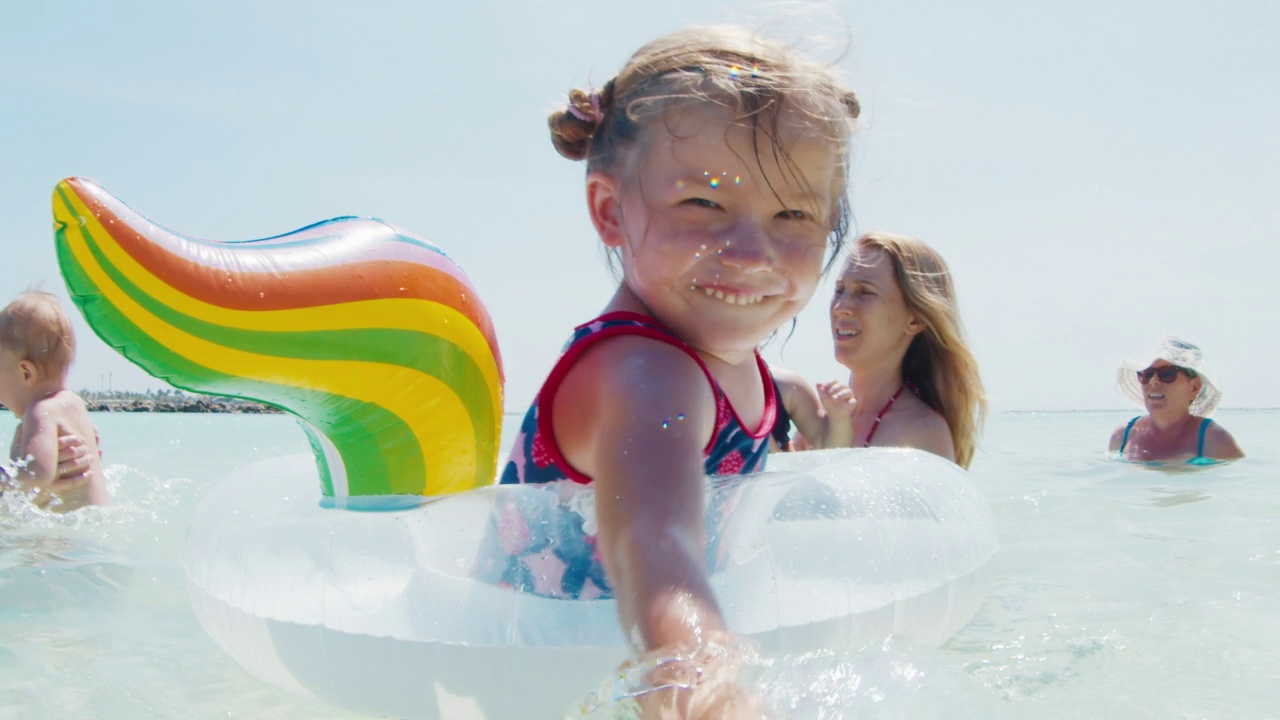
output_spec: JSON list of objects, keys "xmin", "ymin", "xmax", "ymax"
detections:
[{"xmin": 700, "ymin": 287, "xmax": 761, "ymax": 305}]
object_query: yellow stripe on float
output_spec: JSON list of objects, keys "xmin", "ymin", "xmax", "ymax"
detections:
[
  {"xmin": 56, "ymin": 197, "xmax": 481, "ymax": 491},
  {"xmin": 55, "ymin": 188, "xmax": 501, "ymax": 419}
]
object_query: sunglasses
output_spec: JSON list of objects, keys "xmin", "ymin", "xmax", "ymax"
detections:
[{"xmin": 1137, "ymin": 365, "xmax": 1196, "ymax": 384}]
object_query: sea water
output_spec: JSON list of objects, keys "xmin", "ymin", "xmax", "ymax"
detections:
[{"xmin": 1, "ymin": 410, "xmax": 1277, "ymax": 719}]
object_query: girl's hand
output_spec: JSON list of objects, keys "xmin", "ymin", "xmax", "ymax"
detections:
[
  {"xmin": 636, "ymin": 634, "xmax": 775, "ymax": 720},
  {"xmin": 51, "ymin": 434, "xmax": 95, "ymax": 493}
]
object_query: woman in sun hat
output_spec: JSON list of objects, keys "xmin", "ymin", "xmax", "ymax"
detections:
[{"xmin": 1108, "ymin": 336, "xmax": 1244, "ymax": 464}]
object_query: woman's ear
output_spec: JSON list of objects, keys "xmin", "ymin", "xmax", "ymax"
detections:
[
  {"xmin": 586, "ymin": 171, "xmax": 626, "ymax": 248},
  {"xmin": 905, "ymin": 314, "xmax": 926, "ymax": 337}
]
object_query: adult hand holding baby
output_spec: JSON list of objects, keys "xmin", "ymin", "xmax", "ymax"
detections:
[{"xmin": 53, "ymin": 432, "xmax": 97, "ymax": 492}]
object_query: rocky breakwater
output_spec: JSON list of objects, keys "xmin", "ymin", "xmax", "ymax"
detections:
[{"xmin": 84, "ymin": 395, "xmax": 283, "ymax": 414}]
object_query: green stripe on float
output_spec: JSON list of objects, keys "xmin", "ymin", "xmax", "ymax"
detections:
[
  {"xmin": 68, "ymin": 208, "xmax": 497, "ymax": 490},
  {"xmin": 54, "ymin": 204, "xmax": 414, "ymax": 495}
]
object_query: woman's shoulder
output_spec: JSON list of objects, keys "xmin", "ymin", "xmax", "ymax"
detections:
[
  {"xmin": 1200, "ymin": 417, "xmax": 1245, "ymax": 459},
  {"xmin": 1108, "ymin": 415, "xmax": 1142, "ymax": 444},
  {"xmin": 900, "ymin": 392, "xmax": 947, "ymax": 426},
  {"xmin": 897, "ymin": 394, "xmax": 955, "ymax": 457}
]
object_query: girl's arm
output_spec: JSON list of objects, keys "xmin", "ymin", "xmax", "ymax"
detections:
[
  {"xmin": 554, "ymin": 336, "xmax": 726, "ymax": 649},
  {"xmin": 555, "ymin": 337, "xmax": 777, "ymax": 718}
]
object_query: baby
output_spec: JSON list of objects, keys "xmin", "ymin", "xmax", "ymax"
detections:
[{"xmin": 0, "ymin": 291, "xmax": 106, "ymax": 510}]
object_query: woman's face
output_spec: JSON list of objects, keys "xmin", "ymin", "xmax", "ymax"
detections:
[
  {"xmin": 830, "ymin": 246, "xmax": 922, "ymax": 372},
  {"xmin": 1140, "ymin": 359, "xmax": 1203, "ymax": 415}
]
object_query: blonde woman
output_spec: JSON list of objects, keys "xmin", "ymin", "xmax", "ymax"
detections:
[{"xmin": 773, "ymin": 232, "xmax": 986, "ymax": 468}]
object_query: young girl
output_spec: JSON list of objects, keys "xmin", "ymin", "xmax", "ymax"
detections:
[
  {"xmin": 774, "ymin": 232, "xmax": 986, "ymax": 468},
  {"xmin": 498, "ymin": 25, "xmax": 860, "ymax": 716}
]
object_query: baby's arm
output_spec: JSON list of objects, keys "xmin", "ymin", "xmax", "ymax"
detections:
[
  {"xmin": 772, "ymin": 368, "xmax": 857, "ymax": 449},
  {"xmin": 814, "ymin": 380, "xmax": 857, "ymax": 448},
  {"xmin": 12, "ymin": 403, "xmax": 62, "ymax": 488}
]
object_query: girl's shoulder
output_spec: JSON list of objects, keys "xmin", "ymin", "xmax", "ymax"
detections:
[{"xmin": 557, "ymin": 332, "xmax": 719, "ymax": 417}]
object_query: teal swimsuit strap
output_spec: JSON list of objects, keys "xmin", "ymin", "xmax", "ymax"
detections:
[
  {"xmin": 1193, "ymin": 417, "xmax": 1213, "ymax": 461},
  {"xmin": 1118, "ymin": 416, "xmax": 1141, "ymax": 455}
]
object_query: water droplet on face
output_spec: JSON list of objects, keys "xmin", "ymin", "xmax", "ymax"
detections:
[
  {"xmin": 662, "ymin": 419, "xmax": 670, "ymax": 429},
  {"xmin": 677, "ymin": 413, "xmax": 686, "ymax": 421}
]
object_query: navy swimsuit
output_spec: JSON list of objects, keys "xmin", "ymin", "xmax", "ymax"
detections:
[{"xmin": 483, "ymin": 311, "xmax": 776, "ymax": 600}]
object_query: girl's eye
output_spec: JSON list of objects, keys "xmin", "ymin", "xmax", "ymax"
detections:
[
  {"xmin": 778, "ymin": 209, "xmax": 810, "ymax": 221},
  {"xmin": 683, "ymin": 197, "xmax": 721, "ymax": 210}
]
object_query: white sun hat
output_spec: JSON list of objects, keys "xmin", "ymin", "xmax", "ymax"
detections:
[{"xmin": 1116, "ymin": 336, "xmax": 1222, "ymax": 416}]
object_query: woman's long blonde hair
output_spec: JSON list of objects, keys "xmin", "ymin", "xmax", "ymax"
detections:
[{"xmin": 858, "ymin": 232, "xmax": 986, "ymax": 467}]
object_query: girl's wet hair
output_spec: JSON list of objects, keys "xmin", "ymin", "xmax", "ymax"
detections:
[
  {"xmin": 0, "ymin": 291, "xmax": 76, "ymax": 380},
  {"xmin": 851, "ymin": 233, "xmax": 987, "ymax": 468},
  {"xmin": 549, "ymin": 25, "xmax": 861, "ymax": 268}
]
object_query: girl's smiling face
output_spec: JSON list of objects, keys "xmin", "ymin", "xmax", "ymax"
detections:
[
  {"xmin": 830, "ymin": 246, "xmax": 923, "ymax": 371},
  {"xmin": 589, "ymin": 103, "xmax": 841, "ymax": 363}
]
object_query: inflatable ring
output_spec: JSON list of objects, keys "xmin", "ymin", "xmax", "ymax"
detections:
[
  {"xmin": 52, "ymin": 179, "xmax": 998, "ymax": 719},
  {"xmin": 53, "ymin": 177, "xmax": 504, "ymax": 507}
]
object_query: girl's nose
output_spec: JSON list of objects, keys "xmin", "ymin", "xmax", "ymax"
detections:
[{"xmin": 716, "ymin": 224, "xmax": 771, "ymax": 273}]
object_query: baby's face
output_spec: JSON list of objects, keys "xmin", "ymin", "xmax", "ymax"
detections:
[{"xmin": 609, "ymin": 104, "xmax": 841, "ymax": 361}]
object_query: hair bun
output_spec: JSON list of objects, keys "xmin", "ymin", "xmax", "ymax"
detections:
[{"xmin": 549, "ymin": 87, "xmax": 604, "ymax": 161}]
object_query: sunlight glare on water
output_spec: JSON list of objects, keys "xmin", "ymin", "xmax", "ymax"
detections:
[{"xmin": 1, "ymin": 410, "xmax": 1278, "ymax": 719}]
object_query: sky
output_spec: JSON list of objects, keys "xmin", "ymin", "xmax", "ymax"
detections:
[{"xmin": 3, "ymin": 1, "xmax": 1277, "ymax": 412}]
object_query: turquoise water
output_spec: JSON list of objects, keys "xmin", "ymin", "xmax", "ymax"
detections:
[{"xmin": 2, "ymin": 410, "xmax": 1277, "ymax": 718}]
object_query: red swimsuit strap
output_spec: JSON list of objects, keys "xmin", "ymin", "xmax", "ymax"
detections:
[{"xmin": 863, "ymin": 385, "xmax": 906, "ymax": 447}]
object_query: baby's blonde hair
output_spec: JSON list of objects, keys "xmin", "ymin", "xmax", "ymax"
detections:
[
  {"xmin": 854, "ymin": 233, "xmax": 987, "ymax": 468},
  {"xmin": 549, "ymin": 25, "xmax": 861, "ymax": 267},
  {"xmin": 0, "ymin": 291, "xmax": 76, "ymax": 380}
]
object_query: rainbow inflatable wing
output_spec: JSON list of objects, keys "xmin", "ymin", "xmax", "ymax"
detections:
[{"xmin": 52, "ymin": 177, "xmax": 503, "ymax": 507}]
